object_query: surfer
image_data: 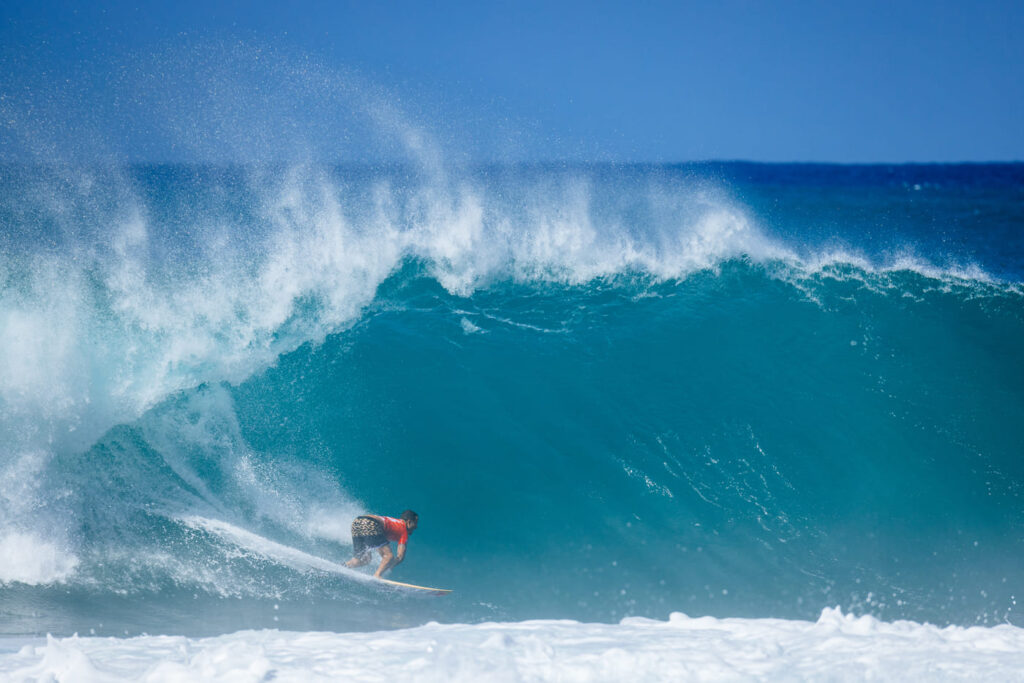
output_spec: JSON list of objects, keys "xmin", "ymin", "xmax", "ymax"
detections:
[{"xmin": 344, "ymin": 510, "xmax": 418, "ymax": 578}]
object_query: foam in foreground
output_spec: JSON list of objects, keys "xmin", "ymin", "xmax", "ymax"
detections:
[{"xmin": 2, "ymin": 608, "xmax": 1024, "ymax": 682}]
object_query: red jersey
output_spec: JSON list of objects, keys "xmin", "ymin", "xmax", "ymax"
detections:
[{"xmin": 378, "ymin": 516, "xmax": 409, "ymax": 545}]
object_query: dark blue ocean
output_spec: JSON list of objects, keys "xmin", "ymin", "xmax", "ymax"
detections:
[{"xmin": 1, "ymin": 161, "xmax": 1023, "ymax": 637}]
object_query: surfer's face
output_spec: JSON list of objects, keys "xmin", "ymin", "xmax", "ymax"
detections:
[{"xmin": 407, "ymin": 519, "xmax": 418, "ymax": 533}]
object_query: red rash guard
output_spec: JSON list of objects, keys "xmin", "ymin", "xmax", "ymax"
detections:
[{"xmin": 379, "ymin": 516, "xmax": 409, "ymax": 545}]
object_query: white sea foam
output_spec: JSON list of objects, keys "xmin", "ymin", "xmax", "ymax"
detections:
[
  {"xmin": 0, "ymin": 531, "xmax": 78, "ymax": 586},
  {"xmin": 176, "ymin": 515, "xmax": 368, "ymax": 581},
  {"xmin": 460, "ymin": 317, "xmax": 482, "ymax": 334},
  {"xmin": 2, "ymin": 608, "xmax": 1023, "ymax": 681}
]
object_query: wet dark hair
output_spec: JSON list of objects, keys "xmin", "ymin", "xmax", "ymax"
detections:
[{"xmin": 401, "ymin": 509, "xmax": 419, "ymax": 523}]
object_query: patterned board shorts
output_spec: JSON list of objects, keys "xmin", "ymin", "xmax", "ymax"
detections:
[{"xmin": 351, "ymin": 516, "xmax": 388, "ymax": 556}]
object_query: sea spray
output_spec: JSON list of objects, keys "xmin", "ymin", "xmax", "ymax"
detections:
[{"xmin": 1, "ymin": 157, "xmax": 1023, "ymax": 635}]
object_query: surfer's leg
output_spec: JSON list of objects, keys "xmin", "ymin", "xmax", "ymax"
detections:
[
  {"xmin": 348, "ymin": 516, "xmax": 386, "ymax": 568},
  {"xmin": 348, "ymin": 517, "xmax": 375, "ymax": 566},
  {"xmin": 345, "ymin": 553, "xmax": 369, "ymax": 568},
  {"xmin": 374, "ymin": 544, "xmax": 393, "ymax": 577}
]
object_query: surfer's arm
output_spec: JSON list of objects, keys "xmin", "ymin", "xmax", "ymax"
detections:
[{"xmin": 375, "ymin": 543, "xmax": 406, "ymax": 577}]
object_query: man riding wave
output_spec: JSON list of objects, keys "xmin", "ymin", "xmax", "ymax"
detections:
[{"xmin": 344, "ymin": 510, "xmax": 418, "ymax": 578}]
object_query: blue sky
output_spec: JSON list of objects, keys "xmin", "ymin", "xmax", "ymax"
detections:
[{"xmin": 2, "ymin": 0, "xmax": 1022, "ymax": 162}]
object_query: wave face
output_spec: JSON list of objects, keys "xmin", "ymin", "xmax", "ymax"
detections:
[{"xmin": 1, "ymin": 162, "xmax": 1023, "ymax": 636}]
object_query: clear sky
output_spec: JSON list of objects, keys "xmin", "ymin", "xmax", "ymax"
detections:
[{"xmin": 1, "ymin": 0, "xmax": 1022, "ymax": 162}]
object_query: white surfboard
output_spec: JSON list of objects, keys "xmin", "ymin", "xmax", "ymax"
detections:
[
  {"xmin": 178, "ymin": 515, "xmax": 451, "ymax": 595},
  {"xmin": 373, "ymin": 577, "xmax": 452, "ymax": 595}
]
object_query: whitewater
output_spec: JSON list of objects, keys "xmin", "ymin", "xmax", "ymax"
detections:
[
  {"xmin": 5, "ymin": 608, "xmax": 1024, "ymax": 682},
  {"xmin": 2, "ymin": 49, "xmax": 1024, "ymax": 680},
  {"xmin": 1, "ymin": 160, "xmax": 1021, "ymax": 681}
]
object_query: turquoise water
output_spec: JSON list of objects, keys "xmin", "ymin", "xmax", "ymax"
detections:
[{"xmin": 1, "ymin": 163, "xmax": 1023, "ymax": 636}]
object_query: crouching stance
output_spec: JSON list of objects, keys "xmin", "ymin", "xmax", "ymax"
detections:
[{"xmin": 345, "ymin": 510, "xmax": 418, "ymax": 578}]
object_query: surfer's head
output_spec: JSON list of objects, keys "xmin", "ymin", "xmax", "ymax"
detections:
[{"xmin": 401, "ymin": 509, "xmax": 419, "ymax": 532}]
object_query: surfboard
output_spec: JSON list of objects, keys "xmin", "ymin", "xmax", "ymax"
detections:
[
  {"xmin": 374, "ymin": 577, "xmax": 452, "ymax": 596},
  {"xmin": 177, "ymin": 516, "xmax": 452, "ymax": 595}
]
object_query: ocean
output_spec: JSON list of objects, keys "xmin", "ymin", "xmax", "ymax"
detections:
[{"xmin": 1, "ymin": 161, "xmax": 1023, "ymax": 679}]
